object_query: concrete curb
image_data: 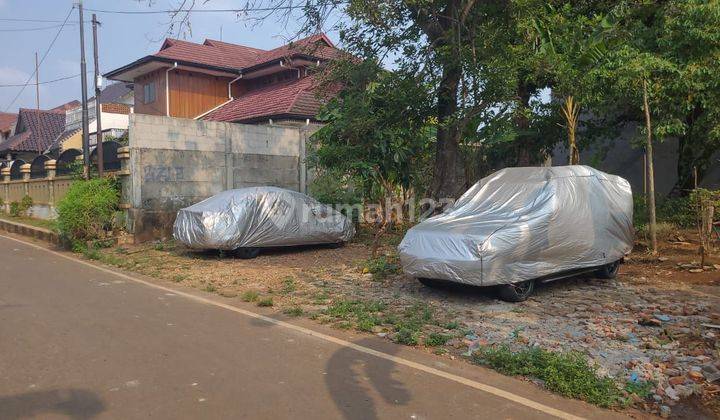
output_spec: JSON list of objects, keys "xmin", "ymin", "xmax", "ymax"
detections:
[{"xmin": 0, "ymin": 218, "xmax": 60, "ymax": 245}]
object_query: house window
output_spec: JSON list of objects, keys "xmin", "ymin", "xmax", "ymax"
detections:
[{"xmin": 143, "ymin": 82, "xmax": 156, "ymax": 104}]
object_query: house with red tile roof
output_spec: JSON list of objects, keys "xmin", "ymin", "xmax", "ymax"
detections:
[
  {"xmin": 0, "ymin": 112, "xmax": 17, "ymax": 143},
  {"xmin": 0, "ymin": 108, "xmax": 66, "ymax": 163},
  {"xmin": 104, "ymin": 33, "xmax": 340, "ymax": 125}
]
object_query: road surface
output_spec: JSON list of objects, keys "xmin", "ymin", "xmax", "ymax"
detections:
[{"xmin": 0, "ymin": 234, "xmax": 625, "ymax": 419}]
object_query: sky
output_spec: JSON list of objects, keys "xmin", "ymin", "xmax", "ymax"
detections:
[{"xmin": 0, "ymin": 0, "xmax": 335, "ymax": 113}]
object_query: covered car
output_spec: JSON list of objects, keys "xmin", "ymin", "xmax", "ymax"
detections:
[
  {"xmin": 398, "ymin": 166, "xmax": 634, "ymax": 301},
  {"xmin": 173, "ymin": 187, "xmax": 355, "ymax": 258}
]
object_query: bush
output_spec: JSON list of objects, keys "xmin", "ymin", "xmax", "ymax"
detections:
[
  {"xmin": 309, "ymin": 169, "xmax": 362, "ymax": 206},
  {"xmin": 9, "ymin": 201, "xmax": 20, "ymax": 217},
  {"xmin": 472, "ymin": 346, "xmax": 621, "ymax": 407},
  {"xmin": 56, "ymin": 178, "xmax": 120, "ymax": 244},
  {"xmin": 634, "ymin": 195, "xmax": 696, "ymax": 229}
]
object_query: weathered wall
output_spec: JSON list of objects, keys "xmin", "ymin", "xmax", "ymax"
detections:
[
  {"xmin": 552, "ymin": 122, "xmax": 720, "ymax": 196},
  {"xmin": 125, "ymin": 114, "xmax": 309, "ymax": 240}
]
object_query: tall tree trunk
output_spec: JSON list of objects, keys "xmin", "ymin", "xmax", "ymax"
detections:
[
  {"xmin": 643, "ymin": 79, "xmax": 658, "ymax": 255},
  {"xmin": 671, "ymin": 105, "xmax": 709, "ymax": 196},
  {"xmin": 515, "ymin": 82, "xmax": 533, "ymax": 166},
  {"xmin": 431, "ymin": 60, "xmax": 462, "ymax": 201}
]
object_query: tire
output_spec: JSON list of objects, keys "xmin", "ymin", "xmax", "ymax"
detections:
[
  {"xmin": 234, "ymin": 247, "xmax": 260, "ymax": 259},
  {"xmin": 497, "ymin": 280, "xmax": 535, "ymax": 302},
  {"xmin": 596, "ymin": 260, "xmax": 621, "ymax": 279},
  {"xmin": 418, "ymin": 278, "xmax": 454, "ymax": 289}
]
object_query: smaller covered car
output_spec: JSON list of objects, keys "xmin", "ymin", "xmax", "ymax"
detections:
[
  {"xmin": 398, "ymin": 166, "xmax": 634, "ymax": 302},
  {"xmin": 173, "ymin": 187, "xmax": 355, "ymax": 258}
]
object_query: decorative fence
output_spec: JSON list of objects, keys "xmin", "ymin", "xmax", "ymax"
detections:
[{"xmin": 0, "ymin": 160, "xmax": 73, "ymax": 219}]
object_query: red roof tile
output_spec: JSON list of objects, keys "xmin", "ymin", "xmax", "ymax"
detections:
[
  {"xmin": 0, "ymin": 108, "xmax": 66, "ymax": 153},
  {"xmin": 49, "ymin": 100, "xmax": 81, "ymax": 113},
  {"xmin": 0, "ymin": 112, "xmax": 17, "ymax": 133},
  {"xmin": 202, "ymin": 76, "xmax": 327, "ymax": 122},
  {"xmin": 150, "ymin": 33, "xmax": 339, "ymax": 72}
]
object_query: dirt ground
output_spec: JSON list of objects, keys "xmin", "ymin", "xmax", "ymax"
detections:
[{"xmin": 93, "ymin": 228, "xmax": 720, "ymax": 418}]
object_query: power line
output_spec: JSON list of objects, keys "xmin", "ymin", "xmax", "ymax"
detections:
[
  {"xmin": 0, "ymin": 17, "xmax": 81, "ymax": 23},
  {"xmin": 0, "ymin": 24, "xmax": 77, "ymax": 32},
  {"xmin": 0, "ymin": 73, "xmax": 87, "ymax": 88},
  {"xmin": 4, "ymin": 7, "xmax": 75, "ymax": 112},
  {"xmin": 84, "ymin": 6, "xmax": 300, "ymax": 14}
]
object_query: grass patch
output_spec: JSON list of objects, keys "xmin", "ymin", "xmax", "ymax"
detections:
[
  {"xmin": 471, "ymin": 346, "xmax": 622, "ymax": 407},
  {"xmin": 284, "ymin": 306, "xmax": 304, "ymax": 317},
  {"xmin": 281, "ymin": 277, "xmax": 296, "ymax": 294},
  {"xmin": 0, "ymin": 213, "xmax": 58, "ymax": 231},
  {"xmin": 624, "ymin": 380, "xmax": 654, "ymax": 399},
  {"xmin": 257, "ymin": 297, "xmax": 274, "ymax": 307},
  {"xmin": 395, "ymin": 328, "xmax": 419, "ymax": 345},
  {"xmin": 445, "ymin": 321, "xmax": 459, "ymax": 330},
  {"xmin": 204, "ymin": 283, "xmax": 217, "ymax": 293},
  {"xmin": 425, "ymin": 332, "xmax": 451, "ymax": 347},
  {"xmin": 323, "ymin": 299, "xmax": 386, "ymax": 332},
  {"xmin": 362, "ymin": 255, "xmax": 401, "ymax": 280},
  {"xmin": 241, "ymin": 290, "xmax": 259, "ymax": 302},
  {"xmin": 172, "ymin": 274, "xmax": 187, "ymax": 283}
]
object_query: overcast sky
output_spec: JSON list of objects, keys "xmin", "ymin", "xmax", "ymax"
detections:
[{"xmin": 0, "ymin": 0, "xmax": 334, "ymax": 113}]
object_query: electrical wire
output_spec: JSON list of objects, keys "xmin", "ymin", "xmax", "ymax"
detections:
[
  {"xmin": 83, "ymin": 6, "xmax": 300, "ymax": 14},
  {"xmin": 0, "ymin": 24, "xmax": 77, "ymax": 32},
  {"xmin": 0, "ymin": 73, "xmax": 87, "ymax": 88},
  {"xmin": 3, "ymin": 7, "xmax": 75, "ymax": 112}
]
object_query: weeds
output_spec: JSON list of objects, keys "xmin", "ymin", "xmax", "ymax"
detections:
[
  {"xmin": 204, "ymin": 284, "xmax": 217, "ymax": 293},
  {"xmin": 425, "ymin": 332, "xmax": 451, "ymax": 347},
  {"xmin": 284, "ymin": 307, "xmax": 304, "ymax": 317},
  {"xmin": 257, "ymin": 297, "xmax": 274, "ymax": 307},
  {"xmin": 172, "ymin": 274, "xmax": 187, "ymax": 283},
  {"xmin": 323, "ymin": 299, "xmax": 386, "ymax": 332},
  {"xmin": 281, "ymin": 277, "xmax": 296, "ymax": 294},
  {"xmin": 363, "ymin": 255, "xmax": 401, "ymax": 280},
  {"xmin": 472, "ymin": 346, "xmax": 622, "ymax": 407},
  {"xmin": 241, "ymin": 290, "xmax": 259, "ymax": 302}
]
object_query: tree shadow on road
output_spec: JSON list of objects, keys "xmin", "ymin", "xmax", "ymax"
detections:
[
  {"xmin": 325, "ymin": 338, "xmax": 411, "ymax": 420},
  {"xmin": 0, "ymin": 388, "xmax": 105, "ymax": 420}
]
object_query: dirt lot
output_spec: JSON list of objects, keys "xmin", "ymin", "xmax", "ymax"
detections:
[{"xmin": 91, "ymin": 228, "xmax": 720, "ymax": 418}]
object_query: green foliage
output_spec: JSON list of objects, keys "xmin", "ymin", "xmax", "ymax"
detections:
[
  {"xmin": 56, "ymin": 178, "xmax": 120, "ymax": 243},
  {"xmin": 256, "ymin": 297, "xmax": 274, "ymax": 307},
  {"xmin": 624, "ymin": 380, "xmax": 655, "ymax": 400},
  {"xmin": 634, "ymin": 194, "xmax": 697, "ymax": 229},
  {"xmin": 363, "ymin": 255, "xmax": 401, "ymax": 280},
  {"xmin": 472, "ymin": 346, "xmax": 622, "ymax": 407},
  {"xmin": 284, "ymin": 307, "xmax": 304, "ymax": 317},
  {"xmin": 309, "ymin": 169, "xmax": 363, "ymax": 206},
  {"xmin": 323, "ymin": 299, "xmax": 386, "ymax": 332},
  {"xmin": 394, "ymin": 328, "xmax": 419, "ymax": 346},
  {"xmin": 312, "ymin": 60, "xmax": 433, "ymax": 200},
  {"xmin": 9, "ymin": 195, "xmax": 33, "ymax": 217},
  {"xmin": 241, "ymin": 290, "xmax": 259, "ymax": 302},
  {"xmin": 9, "ymin": 202, "xmax": 20, "ymax": 217},
  {"xmin": 425, "ymin": 332, "xmax": 451, "ymax": 347}
]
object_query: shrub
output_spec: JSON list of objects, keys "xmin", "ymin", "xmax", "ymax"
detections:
[
  {"xmin": 309, "ymin": 169, "xmax": 362, "ymax": 206},
  {"xmin": 472, "ymin": 346, "xmax": 621, "ymax": 407},
  {"xmin": 9, "ymin": 201, "xmax": 20, "ymax": 217},
  {"xmin": 56, "ymin": 178, "xmax": 120, "ymax": 244},
  {"xmin": 20, "ymin": 195, "xmax": 33, "ymax": 215}
]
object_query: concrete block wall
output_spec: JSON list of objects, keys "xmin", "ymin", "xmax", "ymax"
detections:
[{"xmin": 125, "ymin": 114, "xmax": 310, "ymax": 240}]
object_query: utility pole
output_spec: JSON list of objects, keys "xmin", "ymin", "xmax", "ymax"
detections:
[
  {"xmin": 78, "ymin": 0, "xmax": 91, "ymax": 179},
  {"xmin": 92, "ymin": 13, "xmax": 103, "ymax": 176},
  {"xmin": 35, "ymin": 52, "xmax": 42, "ymax": 147},
  {"xmin": 35, "ymin": 52, "xmax": 40, "ymax": 110}
]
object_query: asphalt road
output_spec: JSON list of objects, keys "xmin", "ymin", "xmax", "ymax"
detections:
[{"xmin": 0, "ymin": 234, "xmax": 627, "ymax": 420}]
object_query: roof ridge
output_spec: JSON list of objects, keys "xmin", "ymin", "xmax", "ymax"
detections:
[{"xmin": 286, "ymin": 76, "xmax": 314, "ymax": 113}]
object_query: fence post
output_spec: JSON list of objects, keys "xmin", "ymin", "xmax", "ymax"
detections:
[
  {"xmin": 46, "ymin": 159, "xmax": 57, "ymax": 212},
  {"xmin": 1, "ymin": 167, "xmax": 9, "ymax": 213},
  {"xmin": 20, "ymin": 163, "xmax": 31, "ymax": 197},
  {"xmin": 117, "ymin": 146, "xmax": 132, "ymax": 232}
]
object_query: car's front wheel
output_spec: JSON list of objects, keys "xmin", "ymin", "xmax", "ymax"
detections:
[
  {"xmin": 234, "ymin": 247, "xmax": 260, "ymax": 259},
  {"xmin": 497, "ymin": 280, "xmax": 535, "ymax": 302},
  {"xmin": 596, "ymin": 260, "xmax": 621, "ymax": 279}
]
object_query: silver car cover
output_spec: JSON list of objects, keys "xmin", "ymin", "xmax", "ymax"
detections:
[
  {"xmin": 173, "ymin": 187, "xmax": 355, "ymax": 250},
  {"xmin": 398, "ymin": 166, "xmax": 634, "ymax": 286}
]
